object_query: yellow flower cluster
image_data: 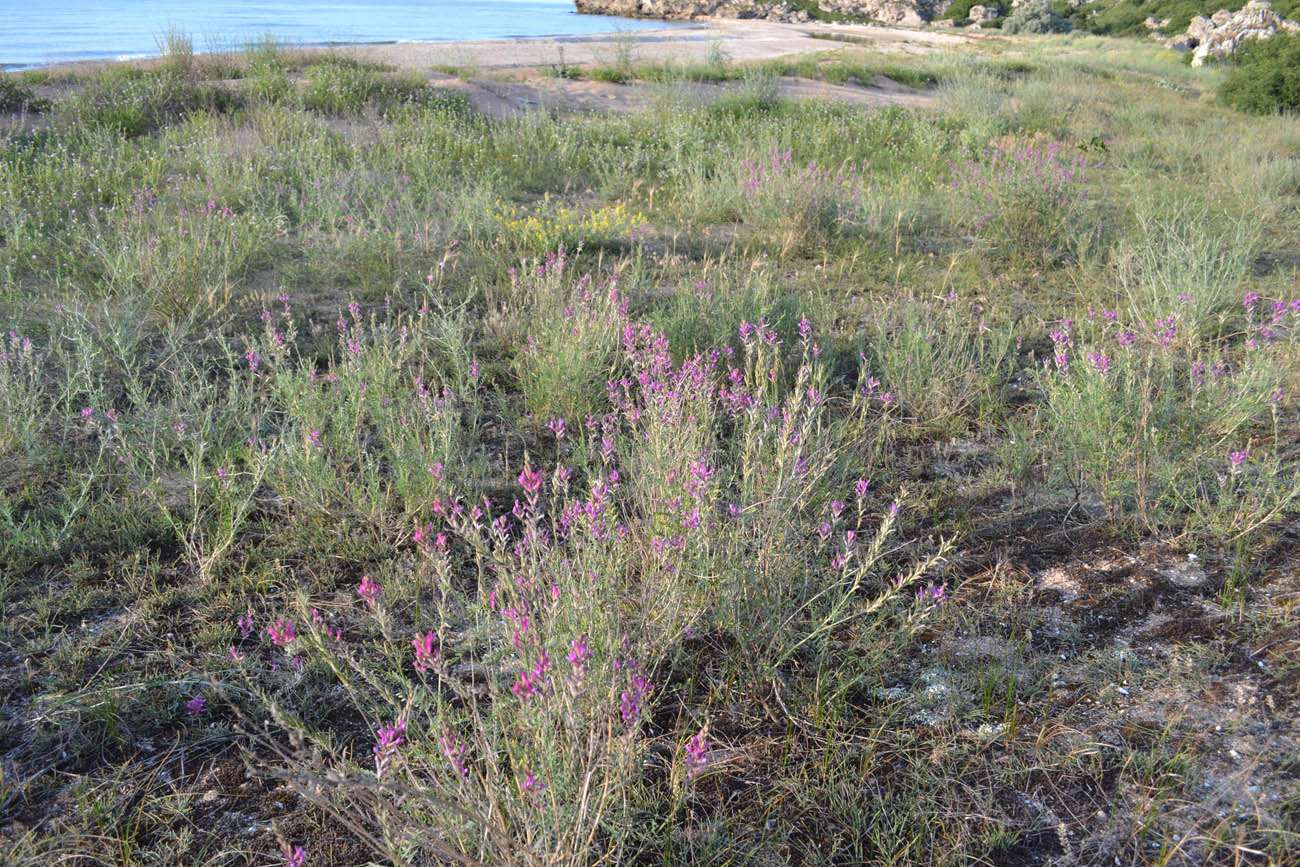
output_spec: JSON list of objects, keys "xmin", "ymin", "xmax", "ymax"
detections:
[{"xmin": 494, "ymin": 197, "xmax": 645, "ymax": 252}]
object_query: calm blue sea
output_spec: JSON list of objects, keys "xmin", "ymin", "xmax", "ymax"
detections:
[{"xmin": 1, "ymin": 0, "xmax": 680, "ymax": 68}]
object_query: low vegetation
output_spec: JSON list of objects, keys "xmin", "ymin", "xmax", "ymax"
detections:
[
  {"xmin": 1002, "ymin": 0, "xmax": 1075, "ymax": 34},
  {"xmin": 1219, "ymin": 32, "xmax": 1300, "ymax": 114},
  {"xmin": 1061, "ymin": 0, "xmax": 1300, "ymax": 36},
  {"xmin": 1, "ymin": 31, "xmax": 1298, "ymax": 867}
]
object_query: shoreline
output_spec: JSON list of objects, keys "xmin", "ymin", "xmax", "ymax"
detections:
[{"xmin": 7, "ymin": 18, "xmax": 971, "ymax": 76}]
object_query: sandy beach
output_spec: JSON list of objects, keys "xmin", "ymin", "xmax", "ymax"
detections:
[
  {"xmin": 340, "ymin": 19, "xmax": 975, "ymax": 117},
  {"xmin": 347, "ymin": 18, "xmax": 973, "ymax": 71}
]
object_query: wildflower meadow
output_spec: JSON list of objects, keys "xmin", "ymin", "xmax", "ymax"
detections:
[{"xmin": 1, "ymin": 29, "xmax": 1298, "ymax": 867}]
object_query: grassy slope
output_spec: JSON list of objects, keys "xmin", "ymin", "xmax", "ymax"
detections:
[{"xmin": 1, "ymin": 34, "xmax": 1299, "ymax": 866}]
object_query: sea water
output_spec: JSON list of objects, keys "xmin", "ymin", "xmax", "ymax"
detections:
[{"xmin": 1, "ymin": 0, "xmax": 681, "ymax": 68}]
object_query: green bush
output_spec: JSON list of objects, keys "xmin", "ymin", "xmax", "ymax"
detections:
[
  {"xmin": 60, "ymin": 68, "xmax": 241, "ymax": 136},
  {"xmin": 1219, "ymin": 33, "xmax": 1300, "ymax": 115},
  {"xmin": 300, "ymin": 60, "xmax": 440, "ymax": 115},
  {"xmin": 1002, "ymin": 0, "xmax": 1074, "ymax": 33},
  {"xmin": 942, "ymin": 0, "xmax": 1009, "ymax": 21},
  {"xmin": 0, "ymin": 73, "xmax": 50, "ymax": 113}
]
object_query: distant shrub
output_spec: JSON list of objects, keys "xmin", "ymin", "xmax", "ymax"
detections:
[
  {"xmin": 588, "ymin": 65, "xmax": 633, "ymax": 84},
  {"xmin": 301, "ymin": 60, "xmax": 438, "ymax": 115},
  {"xmin": 155, "ymin": 25, "xmax": 195, "ymax": 80},
  {"xmin": 822, "ymin": 60, "xmax": 941, "ymax": 89},
  {"xmin": 707, "ymin": 68, "xmax": 785, "ymax": 119},
  {"xmin": 17, "ymin": 69, "xmax": 51, "ymax": 86},
  {"xmin": 60, "ymin": 69, "xmax": 241, "ymax": 136},
  {"xmin": 0, "ymin": 74, "xmax": 50, "ymax": 113},
  {"xmin": 1219, "ymin": 33, "xmax": 1300, "ymax": 115},
  {"xmin": 942, "ymin": 0, "xmax": 1009, "ymax": 20},
  {"xmin": 1002, "ymin": 0, "xmax": 1074, "ymax": 33}
]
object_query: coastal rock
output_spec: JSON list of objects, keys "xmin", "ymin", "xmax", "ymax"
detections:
[
  {"xmin": 573, "ymin": 0, "xmax": 930, "ymax": 25},
  {"xmin": 1163, "ymin": 1, "xmax": 1300, "ymax": 66},
  {"xmin": 823, "ymin": 0, "xmax": 925, "ymax": 25}
]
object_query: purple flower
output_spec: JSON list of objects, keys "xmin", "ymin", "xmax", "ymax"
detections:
[
  {"xmin": 412, "ymin": 631, "xmax": 440, "ymax": 673},
  {"xmin": 281, "ymin": 844, "xmax": 306, "ymax": 867},
  {"xmin": 548, "ymin": 417, "xmax": 566, "ymax": 439},
  {"xmin": 518, "ymin": 461, "xmax": 543, "ymax": 497},
  {"xmin": 441, "ymin": 730, "xmax": 469, "ymax": 776},
  {"xmin": 620, "ymin": 668, "xmax": 652, "ymax": 725},
  {"xmin": 1229, "ymin": 450, "xmax": 1248, "ymax": 469},
  {"xmin": 357, "ymin": 575, "xmax": 382, "ymax": 606},
  {"xmin": 373, "ymin": 718, "xmax": 406, "ymax": 779},
  {"xmin": 684, "ymin": 727, "xmax": 710, "ymax": 779},
  {"xmin": 855, "ymin": 477, "xmax": 870, "ymax": 499},
  {"xmin": 916, "ymin": 583, "xmax": 947, "ymax": 605},
  {"xmin": 680, "ymin": 507, "xmax": 700, "ymax": 531},
  {"xmin": 519, "ymin": 768, "xmax": 546, "ymax": 797},
  {"xmin": 186, "ymin": 696, "xmax": 206, "ymax": 716},
  {"xmin": 267, "ymin": 618, "xmax": 295, "ymax": 646},
  {"xmin": 567, "ymin": 635, "xmax": 592, "ymax": 671},
  {"xmin": 511, "ymin": 669, "xmax": 540, "ymax": 701}
]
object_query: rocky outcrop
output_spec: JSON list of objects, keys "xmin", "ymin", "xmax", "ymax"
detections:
[
  {"xmin": 1162, "ymin": 0, "xmax": 1300, "ymax": 66},
  {"xmin": 967, "ymin": 4, "xmax": 1000, "ymax": 22},
  {"xmin": 572, "ymin": 0, "xmax": 930, "ymax": 26},
  {"xmin": 572, "ymin": 0, "xmax": 802, "ymax": 23}
]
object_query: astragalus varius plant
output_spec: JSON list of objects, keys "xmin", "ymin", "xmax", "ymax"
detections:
[
  {"xmin": 1036, "ymin": 293, "xmax": 1300, "ymax": 538},
  {"xmin": 739, "ymin": 145, "xmax": 875, "ymax": 253},
  {"xmin": 235, "ymin": 262, "xmax": 950, "ymax": 865}
]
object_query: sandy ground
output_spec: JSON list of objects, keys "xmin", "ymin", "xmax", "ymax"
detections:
[
  {"xmin": 348, "ymin": 19, "xmax": 972, "ymax": 72},
  {"xmin": 347, "ymin": 19, "xmax": 970, "ymax": 117},
  {"xmin": 425, "ymin": 70, "xmax": 937, "ymax": 119}
]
